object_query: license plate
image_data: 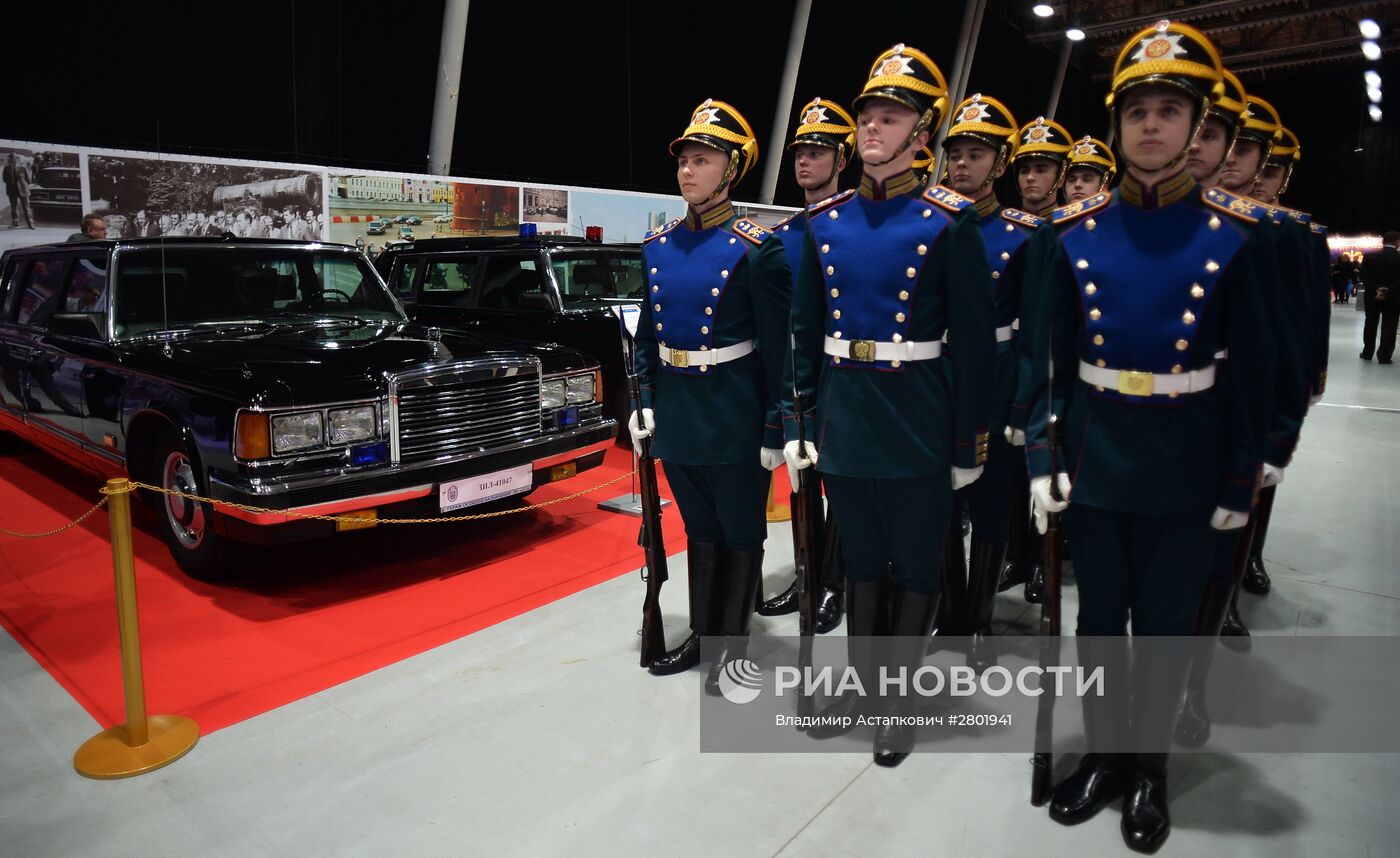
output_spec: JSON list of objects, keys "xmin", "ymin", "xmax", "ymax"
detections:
[{"xmin": 439, "ymin": 463, "xmax": 533, "ymax": 512}]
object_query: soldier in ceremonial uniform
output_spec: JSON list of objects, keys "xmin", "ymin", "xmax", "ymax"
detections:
[
  {"xmin": 1175, "ymin": 77, "xmax": 1314, "ymax": 743},
  {"xmin": 785, "ymin": 43, "xmax": 996, "ymax": 767},
  {"xmin": 632, "ymin": 100, "xmax": 792, "ymax": 693},
  {"xmin": 1000, "ymin": 114, "xmax": 1074, "ymax": 604},
  {"xmin": 937, "ymin": 92, "xmax": 1041, "ymax": 671},
  {"xmin": 1024, "ymin": 21, "xmax": 1273, "ymax": 852},
  {"xmin": 1012, "ymin": 116, "xmax": 1074, "ymax": 218},
  {"xmin": 1246, "ymin": 125, "xmax": 1329, "ymax": 590},
  {"xmin": 1063, "ymin": 136, "xmax": 1117, "ymax": 204},
  {"xmin": 757, "ymin": 97, "xmax": 857, "ymax": 633}
]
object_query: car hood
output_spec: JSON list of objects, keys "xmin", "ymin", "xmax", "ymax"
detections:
[{"xmin": 126, "ymin": 320, "xmax": 595, "ymax": 407}]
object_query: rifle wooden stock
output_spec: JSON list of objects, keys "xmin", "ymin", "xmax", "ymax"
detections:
[
  {"xmin": 1030, "ymin": 416, "xmax": 1064, "ymax": 807},
  {"xmin": 792, "ymin": 392, "xmax": 820, "ymax": 719},
  {"xmin": 632, "ymin": 372, "xmax": 669, "ymax": 668}
]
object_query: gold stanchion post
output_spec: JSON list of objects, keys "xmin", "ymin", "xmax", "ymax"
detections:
[
  {"xmin": 765, "ymin": 470, "xmax": 791, "ymax": 523},
  {"xmin": 74, "ymin": 478, "xmax": 199, "ymax": 779}
]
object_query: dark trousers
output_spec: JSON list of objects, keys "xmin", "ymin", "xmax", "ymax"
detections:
[
  {"xmin": 822, "ymin": 473, "xmax": 951, "ymax": 593},
  {"xmin": 1063, "ymin": 504, "xmax": 1213, "ymax": 636},
  {"xmin": 965, "ymin": 429, "xmax": 1014, "ymax": 543},
  {"xmin": 1362, "ymin": 298, "xmax": 1399, "ymax": 361},
  {"xmin": 661, "ymin": 461, "xmax": 770, "ymax": 553}
]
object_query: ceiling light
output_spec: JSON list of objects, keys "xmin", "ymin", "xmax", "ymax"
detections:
[
  {"xmin": 1369, "ymin": 87, "xmax": 1384, "ymax": 103},
  {"xmin": 1033, "ymin": 3, "xmax": 1055, "ymax": 16},
  {"xmin": 1360, "ymin": 19, "xmax": 1381, "ymax": 40},
  {"xmin": 1363, "ymin": 40, "xmax": 1382, "ymax": 61},
  {"xmin": 1066, "ymin": 28, "xmax": 1086, "ymax": 41},
  {"xmin": 1370, "ymin": 105, "xmax": 1384, "ymax": 122},
  {"xmin": 1366, "ymin": 70, "xmax": 1382, "ymax": 88}
]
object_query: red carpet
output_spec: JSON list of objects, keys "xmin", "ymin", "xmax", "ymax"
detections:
[{"xmin": 0, "ymin": 437, "xmax": 684, "ymax": 733}]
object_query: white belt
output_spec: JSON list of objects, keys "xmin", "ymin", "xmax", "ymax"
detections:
[
  {"xmin": 941, "ymin": 323, "xmax": 1015, "ymax": 345},
  {"xmin": 1078, "ymin": 359, "xmax": 1217, "ymax": 397},
  {"xmin": 1215, "ymin": 348, "xmax": 1228, "ymax": 359},
  {"xmin": 659, "ymin": 339, "xmax": 754, "ymax": 368},
  {"xmin": 824, "ymin": 336, "xmax": 941, "ymax": 362}
]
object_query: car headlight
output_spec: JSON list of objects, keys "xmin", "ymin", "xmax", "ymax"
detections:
[
  {"xmin": 566, "ymin": 373, "xmax": 596, "ymax": 404},
  {"xmin": 271, "ymin": 412, "xmax": 323, "ymax": 454},
  {"xmin": 541, "ymin": 379, "xmax": 567, "ymax": 410},
  {"xmin": 328, "ymin": 405, "xmax": 377, "ymax": 444}
]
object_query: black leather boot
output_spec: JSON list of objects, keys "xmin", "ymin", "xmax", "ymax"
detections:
[
  {"xmin": 965, "ymin": 536, "xmax": 1007, "ymax": 674},
  {"xmin": 1121, "ymin": 755, "xmax": 1171, "ymax": 853},
  {"xmin": 706, "ymin": 548, "xmax": 764, "ymax": 696},
  {"xmin": 815, "ymin": 524, "xmax": 846, "ymax": 634},
  {"xmin": 874, "ymin": 583, "xmax": 940, "ymax": 768},
  {"xmin": 999, "ymin": 476, "xmax": 1031, "ymax": 592},
  {"xmin": 1177, "ymin": 575, "xmax": 1233, "ymax": 747},
  {"xmin": 938, "ymin": 523, "xmax": 967, "ymax": 636},
  {"xmin": 1050, "ymin": 636, "xmax": 1129, "ymax": 825},
  {"xmin": 1242, "ymin": 487, "xmax": 1275, "ymax": 595},
  {"xmin": 807, "ymin": 579, "xmax": 890, "ymax": 739},
  {"xmin": 1218, "ymin": 585, "xmax": 1251, "ymax": 652},
  {"xmin": 756, "ymin": 581, "xmax": 798, "ymax": 616},
  {"xmin": 649, "ymin": 541, "xmax": 724, "ymax": 676},
  {"xmin": 1022, "ymin": 529, "xmax": 1046, "ymax": 603},
  {"xmin": 815, "ymin": 588, "xmax": 844, "ymax": 634}
]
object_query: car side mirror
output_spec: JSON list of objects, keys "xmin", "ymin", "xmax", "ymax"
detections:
[
  {"xmin": 50, "ymin": 313, "xmax": 105, "ymax": 340},
  {"xmin": 518, "ymin": 293, "xmax": 554, "ymax": 312}
]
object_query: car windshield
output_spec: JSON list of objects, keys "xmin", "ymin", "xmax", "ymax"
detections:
[
  {"xmin": 114, "ymin": 246, "xmax": 406, "ymax": 337},
  {"xmin": 551, "ymin": 252, "xmax": 647, "ymax": 307}
]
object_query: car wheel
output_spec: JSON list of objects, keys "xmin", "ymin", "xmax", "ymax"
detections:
[{"xmin": 152, "ymin": 427, "xmax": 231, "ymax": 582}]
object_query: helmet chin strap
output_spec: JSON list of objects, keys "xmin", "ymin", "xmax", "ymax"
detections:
[
  {"xmin": 863, "ymin": 110, "xmax": 933, "ymax": 168},
  {"xmin": 702, "ymin": 150, "xmax": 741, "ymax": 205},
  {"xmin": 939, "ymin": 145, "xmax": 1006, "ymax": 194}
]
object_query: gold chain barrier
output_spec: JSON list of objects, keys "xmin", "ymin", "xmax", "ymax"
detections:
[
  {"xmin": 19, "ymin": 468, "xmax": 637, "ymax": 778},
  {"xmin": 74, "ymin": 479, "xmax": 199, "ymax": 779},
  {"xmin": 125, "ymin": 470, "xmax": 636, "ymax": 525}
]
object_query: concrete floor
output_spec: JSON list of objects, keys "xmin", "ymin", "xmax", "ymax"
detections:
[{"xmin": 1, "ymin": 307, "xmax": 1397, "ymax": 857}]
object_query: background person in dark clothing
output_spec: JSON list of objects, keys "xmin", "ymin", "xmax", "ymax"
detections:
[
  {"xmin": 1360, "ymin": 232, "xmax": 1400, "ymax": 363},
  {"xmin": 66, "ymin": 213, "xmax": 107, "ymax": 241}
]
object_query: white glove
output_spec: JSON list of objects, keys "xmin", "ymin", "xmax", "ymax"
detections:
[
  {"xmin": 1210, "ymin": 506, "xmax": 1250, "ymax": 531},
  {"xmin": 628, "ymin": 408, "xmax": 655, "ymax": 456},
  {"xmin": 1030, "ymin": 473, "xmax": 1072, "ymax": 535},
  {"xmin": 1261, "ymin": 463, "xmax": 1285, "ymax": 488},
  {"xmin": 1004, "ymin": 427, "xmax": 1026, "ymax": 446},
  {"xmin": 951, "ymin": 465, "xmax": 984, "ymax": 490},
  {"xmin": 784, "ymin": 440, "xmax": 819, "ymax": 492},
  {"xmin": 760, "ymin": 447, "xmax": 785, "ymax": 471}
]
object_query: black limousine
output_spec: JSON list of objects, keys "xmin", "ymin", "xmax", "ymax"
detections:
[{"xmin": 0, "ymin": 237, "xmax": 616, "ymax": 580}]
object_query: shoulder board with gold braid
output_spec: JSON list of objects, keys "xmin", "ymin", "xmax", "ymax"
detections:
[
  {"xmin": 807, "ymin": 189, "xmax": 855, "ymax": 215},
  {"xmin": 1000, "ymin": 208, "xmax": 1045, "ymax": 228},
  {"xmin": 732, "ymin": 218, "xmax": 772, "ymax": 246},
  {"xmin": 1310, "ymin": 221, "xmax": 1327, "ymax": 236},
  {"xmin": 773, "ymin": 209, "xmax": 805, "ymax": 230},
  {"xmin": 643, "ymin": 218, "xmax": 681, "ymax": 244},
  {"xmin": 1051, "ymin": 192, "xmax": 1111, "ymax": 225},
  {"xmin": 1286, "ymin": 208, "xmax": 1312, "ymax": 225},
  {"xmin": 922, "ymin": 185, "xmax": 973, "ymax": 212},
  {"xmin": 1202, "ymin": 187, "xmax": 1263, "ymax": 224}
]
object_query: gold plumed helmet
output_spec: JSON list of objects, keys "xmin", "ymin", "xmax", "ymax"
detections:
[
  {"xmin": 911, "ymin": 146, "xmax": 937, "ymax": 183},
  {"xmin": 1239, "ymin": 94, "xmax": 1283, "ymax": 171},
  {"xmin": 1106, "ymin": 19, "xmax": 1225, "ymax": 111},
  {"xmin": 1013, "ymin": 116, "xmax": 1073, "ymax": 163},
  {"xmin": 670, "ymin": 98, "xmax": 760, "ymax": 192},
  {"xmin": 1209, "ymin": 69, "xmax": 1249, "ymax": 136},
  {"xmin": 853, "ymin": 43, "xmax": 949, "ymax": 165},
  {"xmin": 1267, "ymin": 126, "xmax": 1301, "ymax": 194},
  {"xmin": 789, "ymin": 97, "xmax": 857, "ymax": 164},
  {"xmin": 944, "ymin": 93, "xmax": 1019, "ymax": 158},
  {"xmin": 1068, "ymin": 136, "xmax": 1117, "ymax": 186}
]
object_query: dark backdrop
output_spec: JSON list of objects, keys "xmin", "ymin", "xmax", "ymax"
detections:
[{"xmin": 4, "ymin": 0, "xmax": 1394, "ymax": 231}]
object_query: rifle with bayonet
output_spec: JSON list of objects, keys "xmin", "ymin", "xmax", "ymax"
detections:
[
  {"xmin": 631, "ymin": 356, "xmax": 669, "ymax": 668},
  {"xmin": 1030, "ymin": 409, "xmax": 1065, "ymax": 806}
]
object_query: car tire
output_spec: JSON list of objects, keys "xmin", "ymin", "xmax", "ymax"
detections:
[{"xmin": 151, "ymin": 426, "xmax": 232, "ymax": 582}]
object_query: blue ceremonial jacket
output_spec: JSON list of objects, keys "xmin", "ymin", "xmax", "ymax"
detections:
[
  {"xmin": 1022, "ymin": 172, "xmax": 1276, "ymax": 514},
  {"xmin": 634, "ymin": 202, "xmax": 791, "ymax": 465},
  {"xmin": 786, "ymin": 171, "xmax": 996, "ymax": 478}
]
